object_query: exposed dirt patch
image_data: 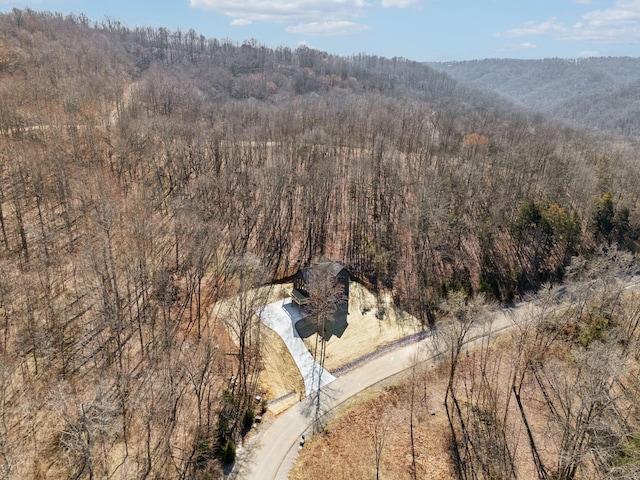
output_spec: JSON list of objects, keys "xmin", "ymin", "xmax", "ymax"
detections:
[
  {"xmin": 258, "ymin": 325, "xmax": 305, "ymax": 415},
  {"xmin": 252, "ymin": 283, "xmax": 307, "ymax": 413},
  {"xmin": 209, "ymin": 283, "xmax": 303, "ymax": 413}
]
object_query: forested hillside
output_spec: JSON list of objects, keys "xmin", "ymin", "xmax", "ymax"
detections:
[
  {"xmin": 0, "ymin": 8, "xmax": 639, "ymax": 479},
  {"xmin": 429, "ymin": 57, "xmax": 640, "ymax": 138},
  {"xmin": 549, "ymin": 79, "xmax": 640, "ymax": 137}
]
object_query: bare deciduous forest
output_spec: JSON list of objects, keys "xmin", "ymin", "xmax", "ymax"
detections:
[{"xmin": 0, "ymin": 9, "xmax": 639, "ymax": 479}]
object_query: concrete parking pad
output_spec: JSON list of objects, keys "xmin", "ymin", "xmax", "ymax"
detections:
[{"xmin": 258, "ymin": 298, "xmax": 336, "ymax": 396}]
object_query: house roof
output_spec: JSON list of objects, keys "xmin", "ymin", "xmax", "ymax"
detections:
[
  {"xmin": 322, "ymin": 260, "xmax": 347, "ymax": 277},
  {"xmin": 301, "ymin": 260, "xmax": 347, "ymax": 278}
]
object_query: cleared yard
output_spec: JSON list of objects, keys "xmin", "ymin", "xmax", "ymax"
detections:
[
  {"xmin": 303, "ymin": 282, "xmax": 423, "ymax": 371},
  {"xmin": 213, "ymin": 281, "xmax": 424, "ymax": 414}
]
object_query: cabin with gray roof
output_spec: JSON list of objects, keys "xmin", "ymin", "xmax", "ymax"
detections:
[{"xmin": 290, "ymin": 260, "xmax": 350, "ymax": 340}]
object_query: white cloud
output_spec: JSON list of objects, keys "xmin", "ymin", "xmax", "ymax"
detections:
[
  {"xmin": 518, "ymin": 41, "xmax": 537, "ymax": 49},
  {"xmin": 502, "ymin": 0, "xmax": 640, "ymax": 44},
  {"xmin": 502, "ymin": 17, "xmax": 566, "ymax": 37},
  {"xmin": 495, "ymin": 41, "xmax": 538, "ymax": 53},
  {"xmin": 191, "ymin": 0, "xmax": 421, "ymax": 37},
  {"xmin": 381, "ymin": 0, "xmax": 419, "ymax": 7},
  {"xmin": 578, "ymin": 50, "xmax": 601, "ymax": 56},
  {"xmin": 230, "ymin": 18, "xmax": 252, "ymax": 26},
  {"xmin": 190, "ymin": 0, "xmax": 372, "ymax": 23},
  {"xmin": 286, "ymin": 20, "xmax": 371, "ymax": 36}
]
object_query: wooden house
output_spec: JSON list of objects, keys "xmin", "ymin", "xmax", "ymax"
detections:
[{"xmin": 290, "ymin": 260, "xmax": 350, "ymax": 340}]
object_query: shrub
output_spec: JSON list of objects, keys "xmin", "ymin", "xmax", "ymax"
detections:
[
  {"xmin": 614, "ymin": 433, "xmax": 640, "ymax": 467},
  {"xmin": 222, "ymin": 440, "xmax": 236, "ymax": 465},
  {"xmin": 242, "ymin": 408, "xmax": 255, "ymax": 434},
  {"xmin": 193, "ymin": 427, "xmax": 214, "ymax": 469},
  {"xmin": 578, "ymin": 314, "xmax": 609, "ymax": 347}
]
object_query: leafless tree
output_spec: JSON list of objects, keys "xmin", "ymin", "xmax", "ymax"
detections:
[
  {"xmin": 372, "ymin": 407, "xmax": 390, "ymax": 480},
  {"xmin": 220, "ymin": 254, "xmax": 270, "ymax": 422}
]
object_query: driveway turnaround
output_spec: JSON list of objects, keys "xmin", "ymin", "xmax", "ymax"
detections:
[{"xmin": 258, "ymin": 298, "xmax": 336, "ymax": 395}]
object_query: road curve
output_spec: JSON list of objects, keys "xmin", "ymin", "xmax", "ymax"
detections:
[{"xmin": 230, "ymin": 304, "xmax": 522, "ymax": 480}]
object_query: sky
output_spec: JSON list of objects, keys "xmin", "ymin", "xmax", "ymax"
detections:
[{"xmin": 1, "ymin": 0, "xmax": 640, "ymax": 61}]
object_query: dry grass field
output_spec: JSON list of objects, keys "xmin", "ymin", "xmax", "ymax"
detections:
[
  {"xmin": 305, "ymin": 282, "xmax": 423, "ymax": 372},
  {"xmin": 290, "ymin": 293, "xmax": 640, "ymax": 480},
  {"xmin": 288, "ymin": 336, "xmax": 546, "ymax": 480}
]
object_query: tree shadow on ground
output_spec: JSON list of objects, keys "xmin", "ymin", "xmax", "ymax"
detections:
[
  {"xmin": 300, "ymin": 381, "xmax": 339, "ymax": 434},
  {"xmin": 283, "ymin": 302, "xmax": 349, "ymax": 341}
]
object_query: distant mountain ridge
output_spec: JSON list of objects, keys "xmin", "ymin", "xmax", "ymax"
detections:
[{"xmin": 428, "ymin": 57, "xmax": 640, "ymax": 137}]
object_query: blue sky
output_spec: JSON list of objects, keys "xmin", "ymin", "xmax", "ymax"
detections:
[{"xmin": 1, "ymin": 0, "xmax": 639, "ymax": 61}]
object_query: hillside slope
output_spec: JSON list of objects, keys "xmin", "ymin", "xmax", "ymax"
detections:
[{"xmin": 0, "ymin": 8, "xmax": 638, "ymax": 479}]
